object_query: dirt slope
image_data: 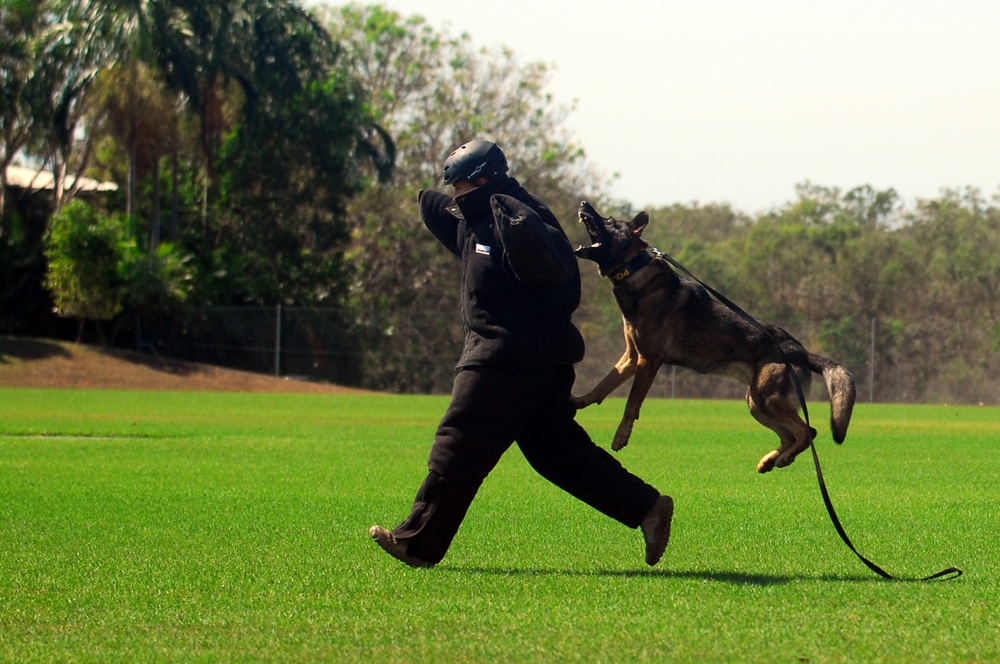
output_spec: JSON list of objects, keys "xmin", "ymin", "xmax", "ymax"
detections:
[{"xmin": 0, "ymin": 336, "xmax": 368, "ymax": 394}]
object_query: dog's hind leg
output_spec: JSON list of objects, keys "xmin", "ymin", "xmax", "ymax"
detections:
[
  {"xmin": 748, "ymin": 391, "xmax": 796, "ymax": 473},
  {"xmin": 612, "ymin": 355, "xmax": 663, "ymax": 451},
  {"xmin": 748, "ymin": 368, "xmax": 816, "ymax": 472},
  {"xmin": 772, "ymin": 418, "xmax": 815, "ymax": 469}
]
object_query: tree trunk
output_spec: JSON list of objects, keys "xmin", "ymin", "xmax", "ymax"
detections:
[
  {"xmin": 169, "ymin": 148, "xmax": 179, "ymax": 242},
  {"xmin": 127, "ymin": 130, "xmax": 138, "ymax": 227},
  {"xmin": 151, "ymin": 155, "xmax": 161, "ymax": 250},
  {"xmin": 0, "ymin": 170, "xmax": 7, "ymax": 234}
]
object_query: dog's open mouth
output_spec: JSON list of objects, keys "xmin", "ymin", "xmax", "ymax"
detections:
[{"xmin": 576, "ymin": 201, "xmax": 603, "ymax": 251}]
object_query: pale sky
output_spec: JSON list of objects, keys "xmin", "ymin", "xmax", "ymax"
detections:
[{"xmin": 328, "ymin": 1, "xmax": 1000, "ymax": 213}]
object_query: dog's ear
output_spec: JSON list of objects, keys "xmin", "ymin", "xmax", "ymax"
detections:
[{"xmin": 631, "ymin": 211, "xmax": 649, "ymax": 236}]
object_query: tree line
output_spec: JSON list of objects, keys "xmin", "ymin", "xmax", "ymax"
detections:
[
  {"xmin": 617, "ymin": 184, "xmax": 1000, "ymax": 404},
  {"xmin": 2, "ymin": 0, "xmax": 393, "ymax": 333},
  {"xmin": 2, "ymin": 3, "xmax": 998, "ymax": 403}
]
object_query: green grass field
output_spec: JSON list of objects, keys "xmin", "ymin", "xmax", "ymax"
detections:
[{"xmin": 1, "ymin": 388, "xmax": 996, "ymax": 662}]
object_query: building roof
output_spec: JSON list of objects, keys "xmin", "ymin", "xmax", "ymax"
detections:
[{"xmin": 5, "ymin": 165, "xmax": 118, "ymax": 193}]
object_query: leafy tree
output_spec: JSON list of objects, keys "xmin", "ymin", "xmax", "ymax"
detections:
[
  {"xmin": 1, "ymin": 0, "xmax": 109, "ymax": 217},
  {"xmin": 906, "ymin": 188, "xmax": 1000, "ymax": 315},
  {"xmin": 210, "ymin": 72, "xmax": 373, "ymax": 306},
  {"xmin": 80, "ymin": 0, "xmax": 194, "ymax": 242},
  {"xmin": 0, "ymin": 0, "xmax": 41, "ymax": 221},
  {"xmin": 44, "ymin": 199, "xmax": 125, "ymax": 340},
  {"xmin": 119, "ymin": 239, "xmax": 191, "ymax": 314},
  {"xmin": 324, "ymin": 3, "xmax": 608, "ymax": 392},
  {"xmin": 32, "ymin": 0, "xmax": 389, "ymax": 308},
  {"xmin": 22, "ymin": 1, "xmax": 116, "ymax": 208},
  {"xmin": 891, "ymin": 189, "xmax": 1000, "ymax": 401},
  {"xmin": 194, "ymin": 1, "xmax": 389, "ymax": 307}
]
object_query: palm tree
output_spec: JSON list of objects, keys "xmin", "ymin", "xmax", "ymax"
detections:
[
  {"xmin": 88, "ymin": 1, "xmax": 191, "ymax": 246},
  {"xmin": 0, "ymin": 0, "xmax": 42, "ymax": 222}
]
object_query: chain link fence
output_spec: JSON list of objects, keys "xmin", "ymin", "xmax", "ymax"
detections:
[
  {"xmin": 129, "ymin": 306, "xmax": 362, "ymax": 387},
  {"xmin": 574, "ymin": 309, "xmax": 1000, "ymax": 405},
  {"xmin": 118, "ymin": 305, "xmax": 1000, "ymax": 405}
]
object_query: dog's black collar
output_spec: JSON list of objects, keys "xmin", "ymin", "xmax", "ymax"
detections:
[{"xmin": 606, "ymin": 250, "xmax": 653, "ymax": 284}]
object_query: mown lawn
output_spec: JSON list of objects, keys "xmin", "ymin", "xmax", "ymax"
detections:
[{"xmin": 1, "ymin": 388, "xmax": 995, "ymax": 662}]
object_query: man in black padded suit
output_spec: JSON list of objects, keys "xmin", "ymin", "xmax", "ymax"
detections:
[{"xmin": 369, "ymin": 140, "xmax": 673, "ymax": 568}]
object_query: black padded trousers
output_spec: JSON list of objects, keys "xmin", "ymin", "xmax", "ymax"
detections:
[{"xmin": 391, "ymin": 364, "xmax": 660, "ymax": 564}]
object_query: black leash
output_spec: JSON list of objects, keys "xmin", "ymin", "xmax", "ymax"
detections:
[{"xmin": 648, "ymin": 248, "xmax": 962, "ymax": 581}]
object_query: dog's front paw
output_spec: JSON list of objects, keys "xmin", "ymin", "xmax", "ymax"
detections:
[{"xmin": 611, "ymin": 424, "xmax": 632, "ymax": 452}]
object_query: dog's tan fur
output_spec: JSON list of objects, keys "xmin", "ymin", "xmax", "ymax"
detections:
[{"xmin": 572, "ymin": 201, "xmax": 856, "ymax": 472}]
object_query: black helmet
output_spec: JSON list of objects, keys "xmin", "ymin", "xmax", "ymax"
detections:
[{"xmin": 442, "ymin": 140, "xmax": 508, "ymax": 185}]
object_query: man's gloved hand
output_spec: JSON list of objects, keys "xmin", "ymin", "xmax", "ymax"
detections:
[
  {"xmin": 418, "ymin": 189, "xmax": 459, "ymax": 225},
  {"xmin": 419, "ymin": 189, "xmax": 463, "ymax": 257}
]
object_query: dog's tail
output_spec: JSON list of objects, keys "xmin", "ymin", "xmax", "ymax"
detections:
[{"xmin": 808, "ymin": 353, "xmax": 857, "ymax": 444}]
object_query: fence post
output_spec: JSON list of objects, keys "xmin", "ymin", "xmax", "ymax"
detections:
[
  {"xmin": 870, "ymin": 317, "xmax": 875, "ymax": 402},
  {"xmin": 275, "ymin": 304, "xmax": 282, "ymax": 377}
]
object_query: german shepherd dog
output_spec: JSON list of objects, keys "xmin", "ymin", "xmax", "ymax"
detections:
[{"xmin": 572, "ymin": 201, "xmax": 856, "ymax": 473}]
